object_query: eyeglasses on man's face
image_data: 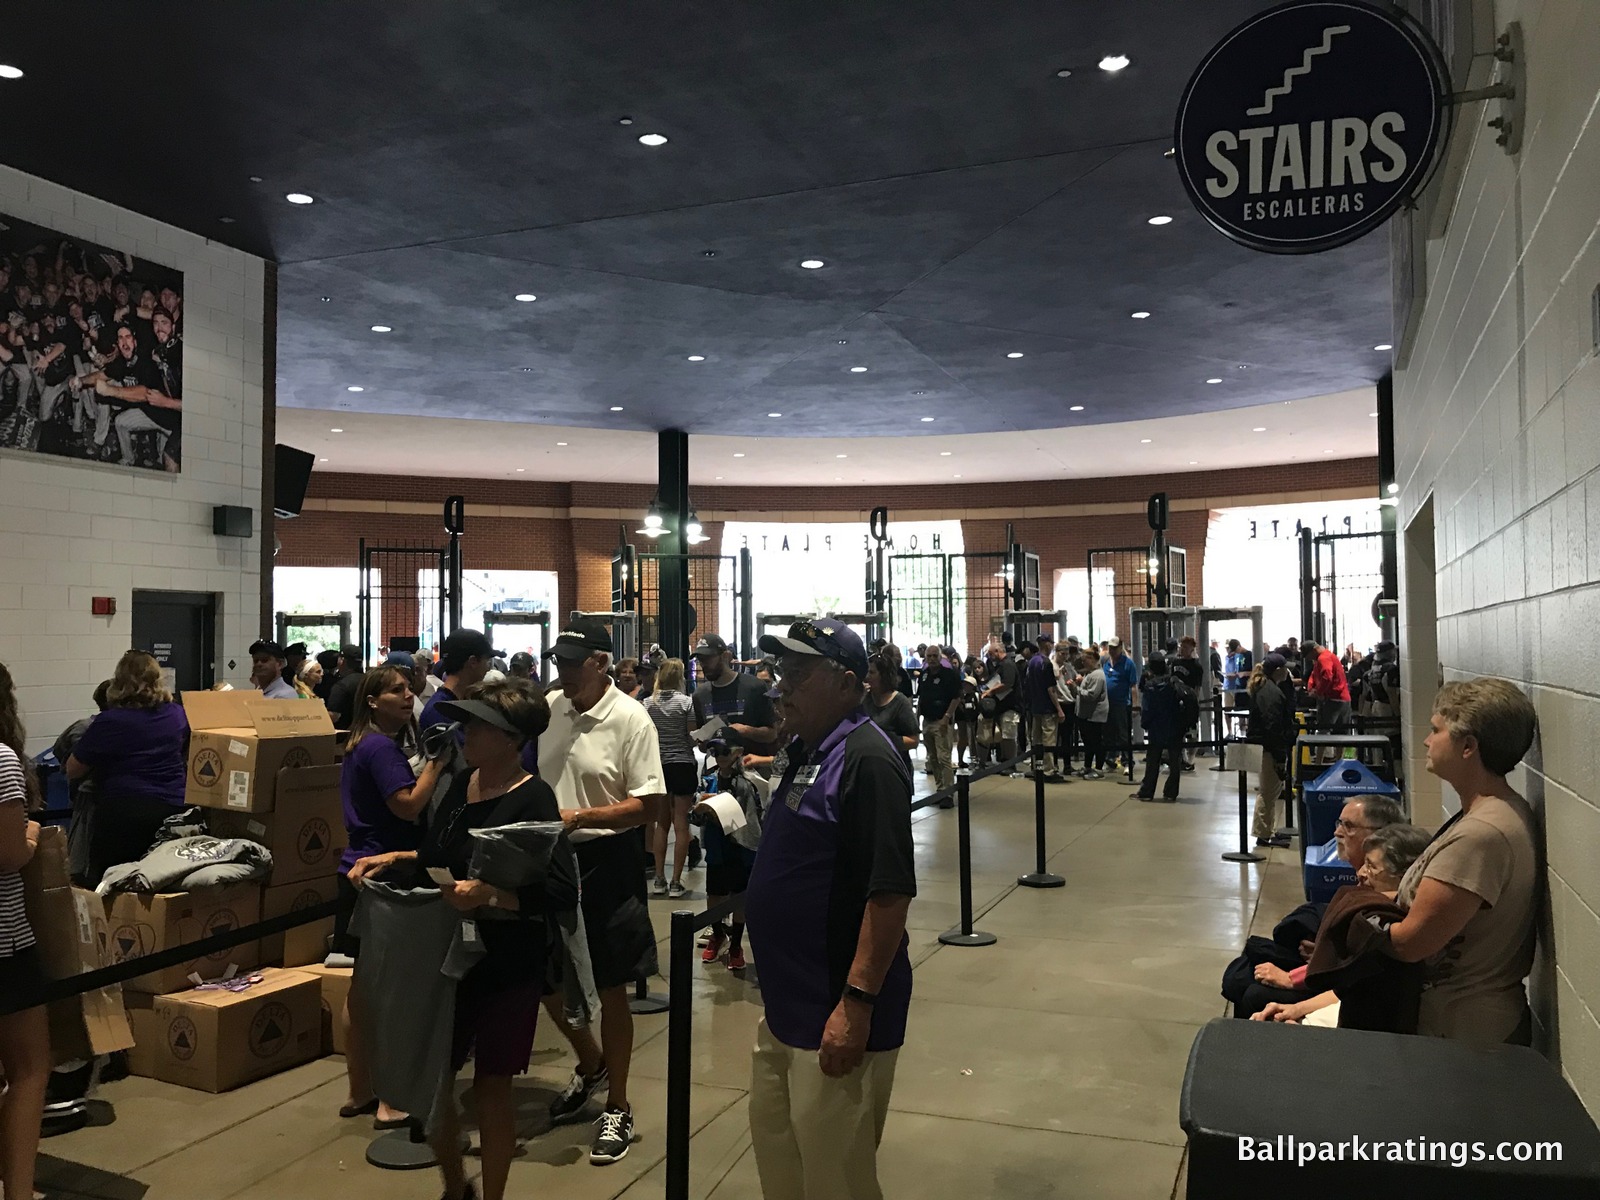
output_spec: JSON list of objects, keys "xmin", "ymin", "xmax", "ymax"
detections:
[{"xmin": 1335, "ymin": 818, "xmax": 1377, "ymax": 833}]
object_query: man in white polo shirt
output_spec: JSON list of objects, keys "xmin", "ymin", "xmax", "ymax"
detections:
[{"xmin": 538, "ymin": 616, "xmax": 665, "ymax": 1165}]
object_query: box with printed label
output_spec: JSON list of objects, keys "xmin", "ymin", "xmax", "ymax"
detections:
[
  {"xmin": 181, "ymin": 692, "xmax": 336, "ymax": 814},
  {"xmin": 296, "ymin": 962, "xmax": 353, "ymax": 1055},
  {"xmin": 124, "ymin": 967, "xmax": 322, "ymax": 1092},
  {"xmin": 105, "ymin": 886, "xmax": 262, "ymax": 995},
  {"xmin": 257, "ymin": 876, "xmax": 338, "ymax": 968},
  {"xmin": 209, "ymin": 764, "xmax": 346, "ymax": 885}
]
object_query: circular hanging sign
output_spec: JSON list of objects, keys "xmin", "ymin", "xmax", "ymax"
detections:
[{"xmin": 1174, "ymin": 1, "xmax": 1449, "ymax": 254}]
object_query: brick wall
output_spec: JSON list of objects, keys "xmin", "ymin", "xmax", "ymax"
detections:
[
  {"xmin": 1392, "ymin": 0, "xmax": 1600, "ymax": 1108},
  {"xmin": 0, "ymin": 165, "xmax": 267, "ymax": 751}
]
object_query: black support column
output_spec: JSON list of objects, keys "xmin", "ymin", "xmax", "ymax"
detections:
[{"xmin": 658, "ymin": 430, "xmax": 693, "ymax": 660}]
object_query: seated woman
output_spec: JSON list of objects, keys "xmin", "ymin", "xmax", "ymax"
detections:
[
  {"xmin": 65, "ymin": 650, "xmax": 188, "ymax": 886},
  {"xmin": 1251, "ymin": 822, "xmax": 1432, "ymax": 1023},
  {"xmin": 349, "ymin": 679, "xmax": 575, "ymax": 1200}
]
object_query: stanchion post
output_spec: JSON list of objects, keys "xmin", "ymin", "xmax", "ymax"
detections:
[
  {"xmin": 1019, "ymin": 759, "xmax": 1065, "ymax": 888},
  {"xmin": 1210, "ymin": 693, "xmax": 1229, "ymax": 770},
  {"xmin": 938, "ymin": 770, "xmax": 997, "ymax": 946},
  {"xmin": 1221, "ymin": 759, "xmax": 1265, "ymax": 863},
  {"xmin": 629, "ymin": 974, "xmax": 669, "ymax": 1015},
  {"xmin": 665, "ymin": 910, "xmax": 696, "ymax": 1200}
]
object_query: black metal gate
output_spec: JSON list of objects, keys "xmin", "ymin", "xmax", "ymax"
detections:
[
  {"xmin": 634, "ymin": 552, "xmax": 748, "ymax": 658},
  {"xmin": 358, "ymin": 540, "xmax": 449, "ymax": 667},
  {"xmin": 886, "ymin": 554, "xmax": 953, "ymax": 648},
  {"xmin": 884, "ymin": 549, "xmax": 1033, "ymax": 656},
  {"xmin": 1307, "ymin": 530, "xmax": 1394, "ymax": 652},
  {"xmin": 1085, "ymin": 544, "xmax": 1187, "ymax": 645},
  {"xmin": 1166, "ymin": 546, "xmax": 1189, "ymax": 607}
]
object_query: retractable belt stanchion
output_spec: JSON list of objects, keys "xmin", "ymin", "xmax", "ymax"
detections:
[
  {"xmin": 1018, "ymin": 759, "xmax": 1065, "ymax": 888},
  {"xmin": 1221, "ymin": 741, "xmax": 1265, "ymax": 864},
  {"xmin": 1209, "ymin": 692, "xmax": 1229, "ymax": 771},
  {"xmin": 665, "ymin": 909, "xmax": 697, "ymax": 1200},
  {"xmin": 938, "ymin": 768, "xmax": 997, "ymax": 947},
  {"xmin": 629, "ymin": 975, "xmax": 669, "ymax": 1015}
]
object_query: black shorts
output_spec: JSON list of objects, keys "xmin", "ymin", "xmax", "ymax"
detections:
[
  {"xmin": 576, "ymin": 829, "xmax": 659, "ymax": 990},
  {"xmin": 663, "ymin": 761, "xmax": 699, "ymax": 797},
  {"xmin": 706, "ymin": 845, "xmax": 752, "ymax": 897},
  {"xmin": 0, "ymin": 945, "xmax": 46, "ymax": 1008}
]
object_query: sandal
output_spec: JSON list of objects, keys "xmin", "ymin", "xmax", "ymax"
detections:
[{"xmin": 339, "ymin": 1098, "xmax": 379, "ymax": 1119}]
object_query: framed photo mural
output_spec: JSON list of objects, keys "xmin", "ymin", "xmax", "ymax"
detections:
[{"xmin": 0, "ymin": 212, "xmax": 183, "ymax": 473}]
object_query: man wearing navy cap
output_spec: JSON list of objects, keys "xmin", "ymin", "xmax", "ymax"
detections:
[
  {"xmin": 692, "ymin": 632, "xmax": 778, "ymax": 762},
  {"xmin": 248, "ymin": 639, "xmax": 297, "ymax": 699},
  {"xmin": 418, "ymin": 628, "xmax": 496, "ymax": 732},
  {"xmin": 745, "ymin": 618, "xmax": 915, "ymax": 1200}
]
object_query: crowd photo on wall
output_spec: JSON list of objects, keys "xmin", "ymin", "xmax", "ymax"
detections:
[{"xmin": 0, "ymin": 211, "xmax": 183, "ymax": 473}]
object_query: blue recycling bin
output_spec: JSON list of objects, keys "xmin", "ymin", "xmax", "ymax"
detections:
[
  {"xmin": 1301, "ymin": 760, "xmax": 1401, "ymax": 847},
  {"xmin": 1303, "ymin": 837, "xmax": 1360, "ymax": 904}
]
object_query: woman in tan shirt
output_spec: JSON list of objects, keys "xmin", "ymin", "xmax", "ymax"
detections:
[{"xmin": 1385, "ymin": 679, "xmax": 1540, "ymax": 1046}]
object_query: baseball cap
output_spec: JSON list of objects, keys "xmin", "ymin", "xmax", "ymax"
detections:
[
  {"xmin": 441, "ymin": 628, "xmax": 497, "ymax": 670},
  {"xmin": 285, "ymin": 642, "xmax": 308, "ymax": 659},
  {"xmin": 383, "ymin": 651, "xmax": 416, "ymax": 672},
  {"xmin": 509, "ymin": 651, "xmax": 536, "ymax": 672},
  {"xmin": 1145, "ymin": 653, "xmax": 1169, "ymax": 674},
  {"xmin": 545, "ymin": 616, "xmax": 613, "ymax": 661},
  {"xmin": 1263, "ymin": 653, "xmax": 1288, "ymax": 671},
  {"xmin": 1106, "ymin": 636, "xmax": 1122, "ymax": 650},
  {"xmin": 249, "ymin": 639, "xmax": 286, "ymax": 660},
  {"xmin": 692, "ymin": 633, "xmax": 730, "ymax": 658},
  {"xmin": 759, "ymin": 618, "xmax": 869, "ymax": 679}
]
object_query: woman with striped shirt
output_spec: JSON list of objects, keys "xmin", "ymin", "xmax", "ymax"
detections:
[
  {"xmin": 0, "ymin": 659, "xmax": 49, "ymax": 1200},
  {"xmin": 644, "ymin": 658, "xmax": 697, "ymax": 899}
]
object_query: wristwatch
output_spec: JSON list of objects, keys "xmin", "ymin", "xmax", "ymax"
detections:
[{"xmin": 842, "ymin": 984, "xmax": 878, "ymax": 1007}]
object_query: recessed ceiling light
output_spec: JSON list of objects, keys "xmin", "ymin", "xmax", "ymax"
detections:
[
  {"xmin": 939, "ymin": 451, "xmax": 952, "ymax": 456},
  {"xmin": 346, "ymin": 385, "xmax": 364, "ymax": 392},
  {"xmin": 1131, "ymin": 311, "xmax": 1151, "ymax": 319},
  {"xmin": 837, "ymin": 339, "xmax": 848, "ymax": 345},
  {"xmin": 835, "ymin": 476, "xmax": 843, "ymax": 481},
  {"xmin": 218, "ymin": 216, "xmax": 236, "ymax": 224},
  {"xmin": 836, "ymin": 454, "xmax": 848, "ymax": 459},
  {"xmin": 1006, "ymin": 351, "xmax": 1025, "ymax": 358},
  {"xmin": 1252, "ymin": 427, "xmax": 1267, "ymax": 432},
  {"xmin": 1189, "ymin": 460, "xmax": 1198, "ymax": 465},
  {"xmin": 556, "ymin": 442, "xmax": 567, "ymax": 446},
  {"xmin": 610, "ymin": 406, "xmax": 624, "ymax": 412},
  {"xmin": 1099, "ymin": 54, "xmax": 1130, "ymax": 72},
  {"xmin": 1206, "ymin": 377, "xmax": 1222, "ymax": 384},
  {"xmin": 1069, "ymin": 405, "xmax": 1085, "ymax": 411},
  {"xmin": 319, "ymin": 296, "xmax": 332, "ymax": 303},
  {"xmin": 800, "ymin": 259, "xmax": 826, "ymax": 269},
  {"xmin": 733, "ymin": 453, "xmax": 745, "ymax": 458},
  {"xmin": 515, "ymin": 468, "xmax": 525, "ymax": 472},
  {"xmin": 514, "ymin": 293, "xmax": 537, "ymax": 302},
  {"xmin": 318, "ymin": 457, "xmax": 328, "ymax": 462},
  {"xmin": 1147, "ymin": 215, "xmax": 1173, "ymax": 225},
  {"xmin": 330, "ymin": 428, "xmax": 343, "ymax": 433},
  {"xmin": 520, "ymin": 366, "xmax": 534, "ymax": 372},
  {"xmin": 920, "ymin": 416, "xmax": 935, "ymax": 422},
  {"xmin": 1054, "ymin": 68, "xmax": 1073, "ymax": 78},
  {"xmin": 1370, "ymin": 411, "xmax": 1380, "ymax": 417},
  {"xmin": 617, "ymin": 116, "xmax": 634, "ymax": 126},
  {"xmin": 638, "ymin": 133, "xmax": 669, "ymax": 146},
  {"xmin": 0, "ymin": 63, "xmax": 27, "ymax": 79},
  {"xmin": 686, "ymin": 355, "xmax": 705, "ymax": 362},
  {"xmin": 285, "ymin": 192, "xmax": 314, "ymax": 204},
  {"xmin": 715, "ymin": 475, "xmax": 723, "ymax": 480},
  {"xmin": 371, "ymin": 325, "xmax": 391, "ymax": 333},
  {"xmin": 848, "ymin": 366, "xmax": 868, "ymax": 373},
  {"xmin": 701, "ymin": 249, "xmax": 717, "ymax": 257},
  {"xmin": 1323, "ymin": 449, "xmax": 1334, "ymax": 454},
  {"xmin": 913, "ymin": 391, "xmax": 926, "ymax": 396},
  {"xmin": 1140, "ymin": 438, "xmax": 1152, "ymax": 443},
  {"xmin": 1375, "ymin": 343, "xmax": 1393, "ymax": 351},
  {"xmin": 953, "ymin": 474, "xmax": 962, "ymax": 478},
  {"xmin": 248, "ymin": 175, "xmax": 263, "ymax": 183},
  {"xmin": 768, "ymin": 412, "xmax": 782, "ymax": 418}
]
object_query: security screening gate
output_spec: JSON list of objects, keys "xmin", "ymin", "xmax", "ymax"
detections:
[
  {"xmin": 484, "ymin": 610, "xmax": 551, "ymax": 683},
  {"xmin": 358, "ymin": 541, "xmax": 449, "ymax": 667},
  {"xmin": 274, "ymin": 611, "xmax": 351, "ymax": 656},
  {"xmin": 1128, "ymin": 605, "xmax": 1264, "ymax": 755}
]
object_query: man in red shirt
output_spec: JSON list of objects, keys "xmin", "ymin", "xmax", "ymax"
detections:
[{"xmin": 1304, "ymin": 640, "xmax": 1352, "ymax": 760}]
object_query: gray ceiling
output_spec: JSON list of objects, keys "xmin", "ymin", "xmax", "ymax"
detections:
[{"xmin": 2, "ymin": 1, "xmax": 1393, "ymax": 438}]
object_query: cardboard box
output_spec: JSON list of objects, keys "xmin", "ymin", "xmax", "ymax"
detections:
[
  {"xmin": 257, "ymin": 876, "xmax": 338, "ymax": 968},
  {"xmin": 124, "ymin": 967, "xmax": 322, "ymax": 1092},
  {"xmin": 106, "ymin": 886, "xmax": 262, "ymax": 995},
  {"xmin": 22, "ymin": 830, "xmax": 135, "ymax": 1062},
  {"xmin": 295, "ymin": 962, "xmax": 353, "ymax": 1055},
  {"xmin": 208, "ymin": 765, "xmax": 346, "ymax": 885},
  {"xmin": 182, "ymin": 692, "xmax": 336, "ymax": 814}
]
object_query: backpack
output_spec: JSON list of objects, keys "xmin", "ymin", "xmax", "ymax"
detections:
[{"xmin": 1174, "ymin": 680, "xmax": 1200, "ymax": 728}]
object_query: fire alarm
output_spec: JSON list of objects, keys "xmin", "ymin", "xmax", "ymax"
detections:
[{"xmin": 91, "ymin": 596, "xmax": 117, "ymax": 616}]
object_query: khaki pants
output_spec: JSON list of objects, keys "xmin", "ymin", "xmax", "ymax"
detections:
[
  {"xmin": 749, "ymin": 1018, "xmax": 900, "ymax": 1200},
  {"xmin": 924, "ymin": 719, "xmax": 954, "ymax": 792},
  {"xmin": 978, "ymin": 710, "xmax": 1019, "ymax": 762},
  {"xmin": 1027, "ymin": 713, "xmax": 1058, "ymax": 774},
  {"xmin": 1252, "ymin": 751, "xmax": 1284, "ymax": 842}
]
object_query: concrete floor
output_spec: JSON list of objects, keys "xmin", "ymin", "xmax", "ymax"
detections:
[{"xmin": 37, "ymin": 760, "xmax": 1311, "ymax": 1199}]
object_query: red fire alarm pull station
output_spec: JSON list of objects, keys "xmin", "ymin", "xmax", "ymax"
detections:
[{"xmin": 91, "ymin": 596, "xmax": 117, "ymax": 616}]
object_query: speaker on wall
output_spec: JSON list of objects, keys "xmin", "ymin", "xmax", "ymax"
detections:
[{"xmin": 274, "ymin": 444, "xmax": 316, "ymax": 518}]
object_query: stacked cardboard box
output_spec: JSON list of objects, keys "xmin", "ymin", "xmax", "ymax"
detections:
[
  {"xmin": 295, "ymin": 962, "xmax": 353, "ymax": 1055},
  {"xmin": 106, "ymin": 886, "xmax": 263, "ymax": 994}
]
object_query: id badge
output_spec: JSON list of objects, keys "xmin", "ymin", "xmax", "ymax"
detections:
[{"xmin": 781, "ymin": 764, "xmax": 821, "ymax": 811}]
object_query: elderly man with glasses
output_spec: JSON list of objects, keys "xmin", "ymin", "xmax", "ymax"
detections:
[{"xmin": 744, "ymin": 619, "xmax": 916, "ymax": 1200}]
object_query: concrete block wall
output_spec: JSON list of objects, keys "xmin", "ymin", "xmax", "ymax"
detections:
[
  {"xmin": 1392, "ymin": 0, "xmax": 1600, "ymax": 1109},
  {"xmin": 0, "ymin": 165, "xmax": 267, "ymax": 751}
]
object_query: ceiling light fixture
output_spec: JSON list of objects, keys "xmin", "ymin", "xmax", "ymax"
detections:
[
  {"xmin": 1369, "ymin": 411, "xmax": 1379, "ymax": 417},
  {"xmin": 1189, "ymin": 460, "xmax": 1198, "ymax": 465},
  {"xmin": 514, "ymin": 293, "xmax": 537, "ymax": 302},
  {"xmin": 1206, "ymin": 377, "xmax": 1222, "ymax": 384},
  {"xmin": 686, "ymin": 355, "xmax": 705, "ymax": 361},
  {"xmin": 370, "ymin": 325, "xmax": 391, "ymax": 333},
  {"xmin": 610, "ymin": 406, "xmax": 624, "ymax": 412},
  {"xmin": 940, "ymin": 451, "xmax": 952, "ymax": 456},
  {"xmin": 318, "ymin": 457, "xmax": 329, "ymax": 462},
  {"xmin": 800, "ymin": 259, "xmax": 826, "ymax": 269},
  {"xmin": 1252, "ymin": 427, "xmax": 1266, "ymax": 432},
  {"xmin": 638, "ymin": 133, "xmax": 669, "ymax": 146},
  {"xmin": 953, "ymin": 474, "xmax": 962, "ymax": 479},
  {"xmin": 1069, "ymin": 405, "xmax": 1085, "ymax": 412},
  {"xmin": 1140, "ymin": 438, "xmax": 1152, "ymax": 443},
  {"xmin": 218, "ymin": 216, "xmax": 235, "ymax": 224},
  {"xmin": 330, "ymin": 428, "xmax": 343, "ymax": 433},
  {"xmin": 520, "ymin": 366, "xmax": 534, "ymax": 372},
  {"xmin": 319, "ymin": 296, "xmax": 332, "ymax": 303},
  {"xmin": 849, "ymin": 366, "xmax": 868, "ymax": 373},
  {"xmin": 1099, "ymin": 54, "xmax": 1130, "ymax": 72},
  {"xmin": 1387, "ymin": 482, "xmax": 1400, "ymax": 494},
  {"xmin": 0, "ymin": 65, "xmax": 24, "ymax": 80},
  {"xmin": 248, "ymin": 175, "xmax": 263, "ymax": 183},
  {"xmin": 920, "ymin": 416, "xmax": 935, "ymax": 422},
  {"xmin": 1375, "ymin": 343, "xmax": 1393, "ymax": 351},
  {"xmin": 1324, "ymin": 449, "xmax": 1334, "ymax": 454},
  {"xmin": 768, "ymin": 412, "xmax": 782, "ymax": 418},
  {"xmin": 701, "ymin": 249, "xmax": 717, "ymax": 257},
  {"xmin": 515, "ymin": 468, "xmax": 525, "ymax": 472},
  {"xmin": 715, "ymin": 476, "xmax": 723, "ymax": 480},
  {"xmin": 836, "ymin": 454, "xmax": 848, "ymax": 459},
  {"xmin": 1131, "ymin": 311, "xmax": 1151, "ymax": 319},
  {"xmin": 556, "ymin": 441, "xmax": 567, "ymax": 446},
  {"xmin": 1055, "ymin": 68, "xmax": 1073, "ymax": 78},
  {"xmin": 1147, "ymin": 215, "xmax": 1173, "ymax": 225},
  {"xmin": 1007, "ymin": 351, "xmax": 1025, "ymax": 358},
  {"xmin": 285, "ymin": 192, "xmax": 314, "ymax": 205},
  {"xmin": 733, "ymin": 452, "xmax": 745, "ymax": 458},
  {"xmin": 617, "ymin": 116, "xmax": 634, "ymax": 126},
  {"xmin": 346, "ymin": 386, "xmax": 364, "ymax": 392}
]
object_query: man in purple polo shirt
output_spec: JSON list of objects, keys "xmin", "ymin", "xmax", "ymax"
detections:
[{"xmin": 746, "ymin": 618, "xmax": 915, "ymax": 1200}]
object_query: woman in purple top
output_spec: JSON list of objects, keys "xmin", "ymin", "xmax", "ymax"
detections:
[
  {"xmin": 336, "ymin": 664, "xmax": 445, "ymax": 1128},
  {"xmin": 65, "ymin": 650, "xmax": 189, "ymax": 887}
]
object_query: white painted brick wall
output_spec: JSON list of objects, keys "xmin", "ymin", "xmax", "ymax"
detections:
[
  {"xmin": 0, "ymin": 163, "xmax": 267, "ymax": 753},
  {"xmin": 1395, "ymin": 0, "xmax": 1600, "ymax": 1112}
]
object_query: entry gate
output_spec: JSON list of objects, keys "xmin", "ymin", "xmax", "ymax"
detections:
[
  {"xmin": 358, "ymin": 541, "xmax": 449, "ymax": 667},
  {"xmin": 1085, "ymin": 543, "xmax": 1186, "ymax": 646},
  {"xmin": 1304, "ymin": 529, "xmax": 1394, "ymax": 652},
  {"xmin": 616, "ymin": 546, "xmax": 753, "ymax": 659},
  {"xmin": 886, "ymin": 547, "xmax": 1038, "ymax": 655}
]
